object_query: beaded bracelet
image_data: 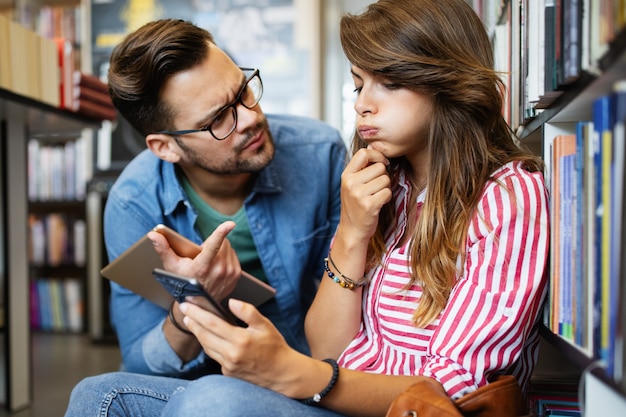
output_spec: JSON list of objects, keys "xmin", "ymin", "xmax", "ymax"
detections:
[
  {"xmin": 323, "ymin": 252, "xmax": 367, "ymax": 290},
  {"xmin": 300, "ymin": 358, "xmax": 339, "ymax": 406},
  {"xmin": 168, "ymin": 301, "xmax": 193, "ymax": 335}
]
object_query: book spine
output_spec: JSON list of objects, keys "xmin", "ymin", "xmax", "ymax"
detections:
[
  {"xmin": 73, "ymin": 98, "xmax": 116, "ymax": 121},
  {"xmin": 73, "ymin": 85, "xmax": 113, "ymax": 108},
  {"xmin": 73, "ymin": 70, "xmax": 109, "ymax": 95}
]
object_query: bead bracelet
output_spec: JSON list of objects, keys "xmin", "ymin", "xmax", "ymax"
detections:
[
  {"xmin": 323, "ymin": 253, "xmax": 367, "ymax": 290},
  {"xmin": 300, "ymin": 358, "xmax": 339, "ymax": 406}
]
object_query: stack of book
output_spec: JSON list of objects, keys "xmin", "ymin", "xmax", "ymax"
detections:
[{"xmin": 70, "ymin": 70, "xmax": 116, "ymax": 121}]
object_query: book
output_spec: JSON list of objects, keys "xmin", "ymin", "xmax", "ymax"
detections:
[
  {"xmin": 581, "ymin": 121, "xmax": 596, "ymax": 354},
  {"xmin": 73, "ymin": 84, "xmax": 113, "ymax": 108},
  {"xmin": 36, "ymin": 279, "xmax": 52, "ymax": 331},
  {"xmin": 70, "ymin": 71, "xmax": 116, "ymax": 122},
  {"xmin": 574, "ymin": 121, "xmax": 592, "ymax": 349},
  {"xmin": 72, "ymin": 97, "xmax": 116, "ymax": 121},
  {"xmin": 554, "ymin": 0, "xmax": 562, "ymax": 89},
  {"xmin": 72, "ymin": 70, "xmax": 109, "ymax": 95},
  {"xmin": 39, "ymin": 35, "xmax": 60, "ymax": 107},
  {"xmin": 525, "ymin": 0, "xmax": 546, "ymax": 114},
  {"xmin": 610, "ymin": 80, "xmax": 626, "ymax": 381},
  {"xmin": 48, "ymin": 279, "xmax": 64, "ymax": 331},
  {"xmin": 592, "ymin": 93, "xmax": 615, "ymax": 364},
  {"xmin": 0, "ymin": 14, "xmax": 12, "ymax": 90},
  {"xmin": 64, "ymin": 279, "xmax": 83, "ymax": 332},
  {"xmin": 550, "ymin": 134, "xmax": 576, "ymax": 334},
  {"xmin": 588, "ymin": 0, "xmax": 614, "ymax": 66},
  {"xmin": 528, "ymin": 377, "xmax": 580, "ymax": 417},
  {"xmin": 600, "ymin": 92, "xmax": 616, "ymax": 373},
  {"xmin": 561, "ymin": 0, "xmax": 582, "ymax": 84},
  {"xmin": 8, "ymin": 20, "xmax": 29, "ymax": 98},
  {"xmin": 561, "ymin": 152, "xmax": 576, "ymax": 340},
  {"xmin": 29, "ymin": 280, "xmax": 40, "ymax": 329},
  {"xmin": 544, "ymin": 1, "xmax": 557, "ymax": 92},
  {"xmin": 24, "ymin": 28, "xmax": 41, "ymax": 101},
  {"xmin": 55, "ymin": 38, "xmax": 75, "ymax": 110},
  {"xmin": 45, "ymin": 213, "xmax": 68, "ymax": 267}
]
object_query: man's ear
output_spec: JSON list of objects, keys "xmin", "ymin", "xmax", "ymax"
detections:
[{"xmin": 146, "ymin": 133, "xmax": 182, "ymax": 163}]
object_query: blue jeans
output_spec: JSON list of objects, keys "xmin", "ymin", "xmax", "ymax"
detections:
[{"xmin": 65, "ymin": 372, "xmax": 347, "ymax": 417}]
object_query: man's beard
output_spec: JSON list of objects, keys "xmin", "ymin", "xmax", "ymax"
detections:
[{"xmin": 175, "ymin": 118, "xmax": 275, "ymax": 175}]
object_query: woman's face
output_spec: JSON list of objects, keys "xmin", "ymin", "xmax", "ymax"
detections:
[{"xmin": 351, "ymin": 66, "xmax": 433, "ymax": 174}]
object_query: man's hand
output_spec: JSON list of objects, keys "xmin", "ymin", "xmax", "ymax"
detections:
[{"xmin": 148, "ymin": 221, "xmax": 241, "ymax": 301}]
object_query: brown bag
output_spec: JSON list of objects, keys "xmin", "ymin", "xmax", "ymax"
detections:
[{"xmin": 385, "ymin": 375, "xmax": 528, "ymax": 417}]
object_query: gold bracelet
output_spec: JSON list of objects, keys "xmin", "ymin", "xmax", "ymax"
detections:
[{"xmin": 323, "ymin": 252, "xmax": 367, "ymax": 290}]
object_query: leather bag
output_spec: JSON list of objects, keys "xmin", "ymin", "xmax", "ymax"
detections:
[{"xmin": 385, "ymin": 375, "xmax": 528, "ymax": 417}]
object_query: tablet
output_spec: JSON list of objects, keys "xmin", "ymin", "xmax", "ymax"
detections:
[{"xmin": 100, "ymin": 224, "xmax": 276, "ymax": 309}]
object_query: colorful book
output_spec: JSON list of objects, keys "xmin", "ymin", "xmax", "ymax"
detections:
[
  {"xmin": 609, "ymin": 80, "xmax": 626, "ymax": 380},
  {"xmin": 574, "ymin": 121, "xmax": 589, "ymax": 348},
  {"xmin": 602, "ymin": 93, "xmax": 617, "ymax": 372},
  {"xmin": 592, "ymin": 93, "xmax": 615, "ymax": 364},
  {"xmin": 550, "ymin": 134, "xmax": 576, "ymax": 334}
]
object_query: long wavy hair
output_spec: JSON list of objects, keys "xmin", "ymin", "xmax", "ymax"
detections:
[
  {"xmin": 340, "ymin": 0, "xmax": 543, "ymax": 326},
  {"xmin": 108, "ymin": 19, "xmax": 214, "ymax": 136}
]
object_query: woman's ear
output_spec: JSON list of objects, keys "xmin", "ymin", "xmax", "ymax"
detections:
[{"xmin": 146, "ymin": 133, "xmax": 182, "ymax": 163}]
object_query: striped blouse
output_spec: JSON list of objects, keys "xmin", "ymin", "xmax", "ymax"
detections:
[{"xmin": 337, "ymin": 161, "xmax": 550, "ymax": 399}]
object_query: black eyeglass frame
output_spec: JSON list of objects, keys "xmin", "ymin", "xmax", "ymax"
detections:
[{"xmin": 155, "ymin": 67, "xmax": 262, "ymax": 140}]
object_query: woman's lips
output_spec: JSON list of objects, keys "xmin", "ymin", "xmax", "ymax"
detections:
[{"xmin": 358, "ymin": 125, "xmax": 379, "ymax": 139}]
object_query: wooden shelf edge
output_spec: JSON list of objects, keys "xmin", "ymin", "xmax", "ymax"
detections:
[
  {"xmin": 539, "ymin": 325, "xmax": 626, "ymax": 400},
  {"xmin": 518, "ymin": 26, "xmax": 626, "ymax": 139},
  {"xmin": 0, "ymin": 87, "xmax": 102, "ymax": 127}
]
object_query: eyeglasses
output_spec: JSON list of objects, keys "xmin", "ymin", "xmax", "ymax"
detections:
[{"xmin": 156, "ymin": 68, "xmax": 263, "ymax": 140}]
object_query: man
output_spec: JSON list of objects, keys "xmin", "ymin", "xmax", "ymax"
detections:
[{"xmin": 103, "ymin": 18, "xmax": 346, "ymax": 378}]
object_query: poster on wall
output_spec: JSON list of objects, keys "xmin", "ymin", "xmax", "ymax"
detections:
[{"xmin": 91, "ymin": 0, "xmax": 312, "ymax": 168}]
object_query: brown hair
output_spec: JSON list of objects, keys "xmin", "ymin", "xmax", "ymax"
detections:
[
  {"xmin": 340, "ymin": 0, "xmax": 543, "ymax": 326},
  {"xmin": 108, "ymin": 19, "xmax": 214, "ymax": 136}
]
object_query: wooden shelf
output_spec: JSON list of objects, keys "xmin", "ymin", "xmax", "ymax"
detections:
[
  {"xmin": 519, "ymin": 27, "xmax": 626, "ymax": 139},
  {"xmin": 0, "ymin": 87, "xmax": 101, "ymax": 136},
  {"xmin": 29, "ymin": 200, "xmax": 85, "ymax": 213},
  {"xmin": 1, "ymin": 80, "xmax": 96, "ymax": 411},
  {"xmin": 539, "ymin": 325, "xmax": 626, "ymax": 400}
]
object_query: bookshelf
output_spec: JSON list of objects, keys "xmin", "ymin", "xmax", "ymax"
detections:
[
  {"xmin": 0, "ymin": 0, "xmax": 101, "ymax": 411},
  {"xmin": 471, "ymin": 0, "xmax": 626, "ymax": 415},
  {"xmin": 28, "ymin": 198, "xmax": 87, "ymax": 334},
  {"xmin": 0, "ymin": 88, "xmax": 98, "ymax": 410}
]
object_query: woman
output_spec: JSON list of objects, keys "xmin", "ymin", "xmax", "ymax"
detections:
[{"xmin": 65, "ymin": 0, "xmax": 548, "ymax": 416}]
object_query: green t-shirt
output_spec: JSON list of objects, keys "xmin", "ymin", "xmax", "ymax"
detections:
[{"xmin": 182, "ymin": 178, "xmax": 267, "ymax": 283}]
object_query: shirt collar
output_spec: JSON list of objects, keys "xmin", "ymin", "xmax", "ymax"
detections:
[{"xmin": 160, "ymin": 157, "xmax": 283, "ymax": 215}]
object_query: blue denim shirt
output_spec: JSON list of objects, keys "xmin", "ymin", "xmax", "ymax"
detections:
[{"xmin": 104, "ymin": 114, "xmax": 347, "ymax": 377}]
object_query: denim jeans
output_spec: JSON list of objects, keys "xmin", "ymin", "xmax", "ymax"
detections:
[{"xmin": 65, "ymin": 372, "xmax": 347, "ymax": 417}]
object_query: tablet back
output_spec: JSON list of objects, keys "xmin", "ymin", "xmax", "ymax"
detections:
[
  {"xmin": 100, "ymin": 229, "xmax": 276, "ymax": 310},
  {"xmin": 100, "ymin": 235, "xmax": 173, "ymax": 309}
]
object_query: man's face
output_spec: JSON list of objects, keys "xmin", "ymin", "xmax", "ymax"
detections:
[{"xmin": 159, "ymin": 43, "xmax": 274, "ymax": 175}]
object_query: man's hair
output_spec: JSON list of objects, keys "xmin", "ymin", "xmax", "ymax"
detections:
[{"xmin": 108, "ymin": 19, "xmax": 214, "ymax": 136}]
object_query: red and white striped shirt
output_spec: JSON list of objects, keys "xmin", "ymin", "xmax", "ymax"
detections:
[{"xmin": 337, "ymin": 161, "xmax": 550, "ymax": 399}]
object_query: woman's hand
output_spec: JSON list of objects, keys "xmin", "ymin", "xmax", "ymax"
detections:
[
  {"xmin": 147, "ymin": 221, "xmax": 241, "ymax": 302},
  {"xmin": 338, "ymin": 147, "xmax": 392, "ymax": 244},
  {"xmin": 180, "ymin": 299, "xmax": 303, "ymax": 394}
]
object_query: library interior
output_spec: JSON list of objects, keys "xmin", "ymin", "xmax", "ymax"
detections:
[{"xmin": 1, "ymin": 0, "xmax": 626, "ymax": 416}]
